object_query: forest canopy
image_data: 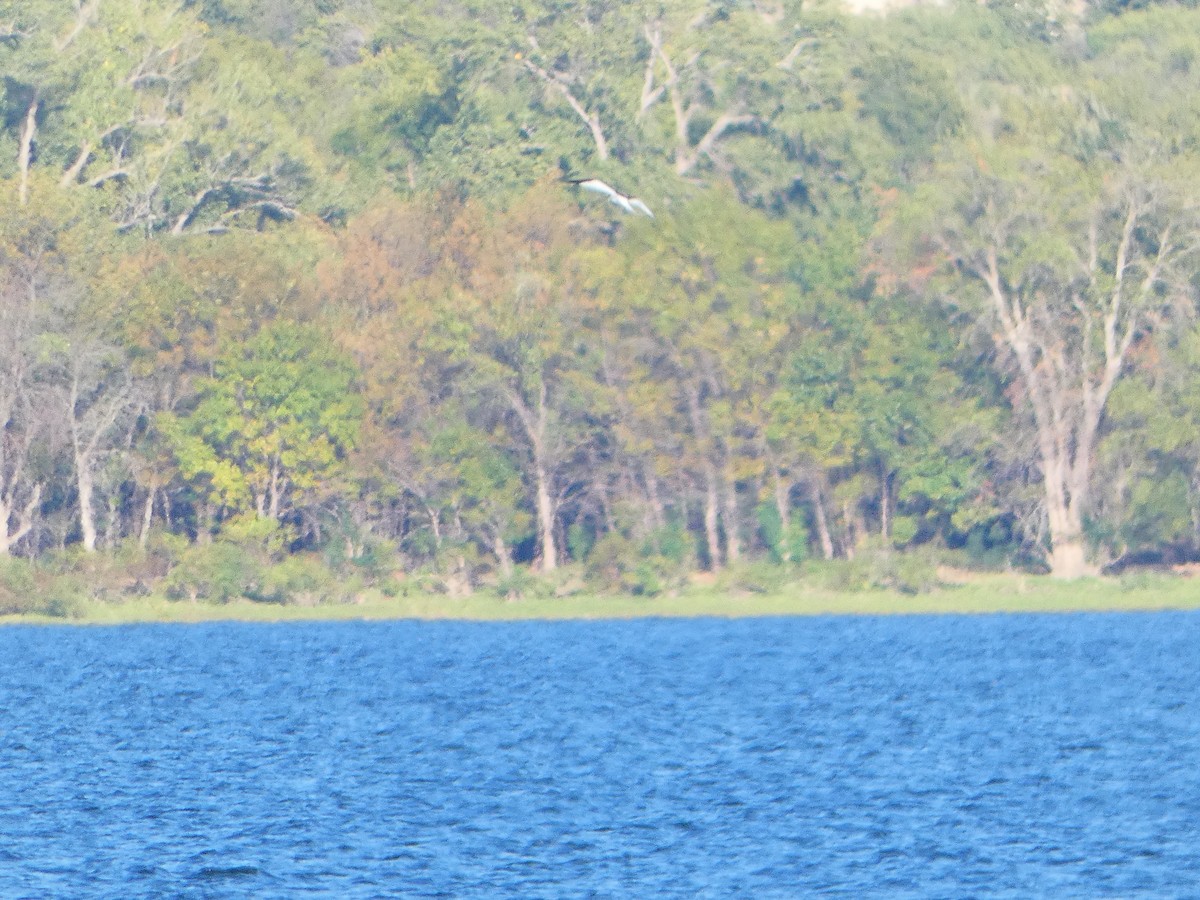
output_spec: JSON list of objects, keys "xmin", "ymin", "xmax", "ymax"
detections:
[{"xmin": 2, "ymin": 0, "xmax": 1199, "ymax": 602}]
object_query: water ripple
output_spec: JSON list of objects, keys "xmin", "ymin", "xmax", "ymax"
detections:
[{"xmin": 0, "ymin": 613, "xmax": 1198, "ymax": 896}]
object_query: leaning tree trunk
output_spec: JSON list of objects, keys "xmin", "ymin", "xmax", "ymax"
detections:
[
  {"xmin": 138, "ymin": 486, "xmax": 155, "ymax": 549},
  {"xmin": 809, "ymin": 481, "xmax": 835, "ymax": 561},
  {"xmin": 0, "ymin": 486, "xmax": 41, "ymax": 555}
]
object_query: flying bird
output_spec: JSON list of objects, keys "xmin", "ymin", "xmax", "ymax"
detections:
[{"xmin": 566, "ymin": 178, "xmax": 654, "ymax": 218}]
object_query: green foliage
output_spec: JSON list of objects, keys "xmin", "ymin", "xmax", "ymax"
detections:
[
  {"xmin": 715, "ymin": 560, "xmax": 796, "ymax": 595},
  {"xmin": 803, "ymin": 543, "xmax": 944, "ymax": 595},
  {"xmin": 493, "ymin": 565, "xmax": 558, "ymax": 601},
  {"xmin": 164, "ymin": 541, "xmax": 260, "ymax": 602},
  {"xmin": 3, "ymin": 0, "xmax": 1200, "ymax": 600},
  {"xmin": 1116, "ymin": 569, "xmax": 1182, "ymax": 594},
  {"xmin": 162, "ymin": 322, "xmax": 363, "ymax": 525},
  {"xmin": 756, "ymin": 502, "xmax": 810, "ymax": 565},
  {"xmin": 583, "ymin": 530, "xmax": 689, "ymax": 596},
  {"xmin": 161, "ymin": 514, "xmax": 366, "ymax": 603},
  {"xmin": 258, "ymin": 555, "xmax": 363, "ymax": 606},
  {"xmin": 0, "ymin": 558, "xmax": 39, "ymax": 614}
]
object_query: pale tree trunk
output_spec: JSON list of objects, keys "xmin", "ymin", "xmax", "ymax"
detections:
[
  {"xmin": 0, "ymin": 485, "xmax": 41, "ymax": 555},
  {"xmin": 533, "ymin": 459, "xmax": 557, "ymax": 571},
  {"xmin": 67, "ymin": 366, "xmax": 100, "ymax": 553},
  {"xmin": 0, "ymin": 220, "xmax": 51, "ymax": 555},
  {"xmin": 64, "ymin": 355, "xmax": 136, "ymax": 554},
  {"xmin": 268, "ymin": 460, "xmax": 283, "ymax": 519},
  {"xmin": 684, "ymin": 379, "xmax": 722, "ymax": 569},
  {"xmin": 0, "ymin": 399, "xmax": 42, "ymax": 557},
  {"xmin": 810, "ymin": 482, "xmax": 835, "ymax": 561},
  {"xmin": 505, "ymin": 382, "xmax": 557, "ymax": 571},
  {"xmin": 980, "ymin": 253, "xmax": 1086, "ymax": 577},
  {"xmin": 879, "ymin": 463, "xmax": 891, "ymax": 540},
  {"xmin": 139, "ymin": 487, "xmax": 154, "ymax": 549},
  {"xmin": 841, "ymin": 499, "xmax": 865, "ymax": 560},
  {"xmin": 492, "ymin": 526, "xmax": 514, "ymax": 578},
  {"xmin": 975, "ymin": 190, "xmax": 1174, "ymax": 577},
  {"xmin": 426, "ymin": 505, "xmax": 443, "ymax": 552},
  {"xmin": 76, "ymin": 464, "xmax": 98, "ymax": 552},
  {"xmin": 722, "ymin": 467, "xmax": 741, "ymax": 564},
  {"xmin": 1048, "ymin": 526, "xmax": 1088, "ymax": 581},
  {"xmin": 18, "ymin": 99, "xmax": 38, "ymax": 207},
  {"xmin": 702, "ymin": 465, "xmax": 721, "ymax": 570}
]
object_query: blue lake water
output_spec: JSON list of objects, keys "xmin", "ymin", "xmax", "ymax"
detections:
[{"xmin": 1, "ymin": 613, "xmax": 1198, "ymax": 897}]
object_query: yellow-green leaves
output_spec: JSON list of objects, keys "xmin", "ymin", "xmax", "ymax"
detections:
[{"xmin": 162, "ymin": 323, "xmax": 363, "ymax": 527}]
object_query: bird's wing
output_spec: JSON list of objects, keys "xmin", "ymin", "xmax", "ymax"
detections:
[
  {"xmin": 573, "ymin": 179, "xmax": 620, "ymax": 200},
  {"xmin": 611, "ymin": 194, "xmax": 635, "ymax": 213},
  {"xmin": 628, "ymin": 198, "xmax": 654, "ymax": 218}
]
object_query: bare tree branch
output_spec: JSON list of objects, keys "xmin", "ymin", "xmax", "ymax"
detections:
[
  {"xmin": 54, "ymin": 0, "xmax": 101, "ymax": 52},
  {"xmin": 60, "ymin": 142, "xmax": 93, "ymax": 187},
  {"xmin": 639, "ymin": 25, "xmax": 665, "ymax": 118},
  {"xmin": 675, "ymin": 109, "xmax": 756, "ymax": 176},
  {"xmin": 522, "ymin": 56, "xmax": 609, "ymax": 160},
  {"xmin": 640, "ymin": 23, "xmax": 757, "ymax": 176},
  {"xmin": 776, "ymin": 39, "xmax": 814, "ymax": 70}
]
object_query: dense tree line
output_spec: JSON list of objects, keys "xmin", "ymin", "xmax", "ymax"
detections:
[{"xmin": 1, "ymin": 0, "xmax": 1198, "ymax": 597}]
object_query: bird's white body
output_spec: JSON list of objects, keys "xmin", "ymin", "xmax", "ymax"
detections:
[{"xmin": 570, "ymin": 178, "xmax": 654, "ymax": 218}]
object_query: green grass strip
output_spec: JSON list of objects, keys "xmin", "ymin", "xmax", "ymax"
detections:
[{"xmin": 4, "ymin": 573, "xmax": 1200, "ymax": 625}]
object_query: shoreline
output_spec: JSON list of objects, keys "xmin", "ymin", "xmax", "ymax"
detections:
[{"xmin": 4, "ymin": 574, "xmax": 1200, "ymax": 625}]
